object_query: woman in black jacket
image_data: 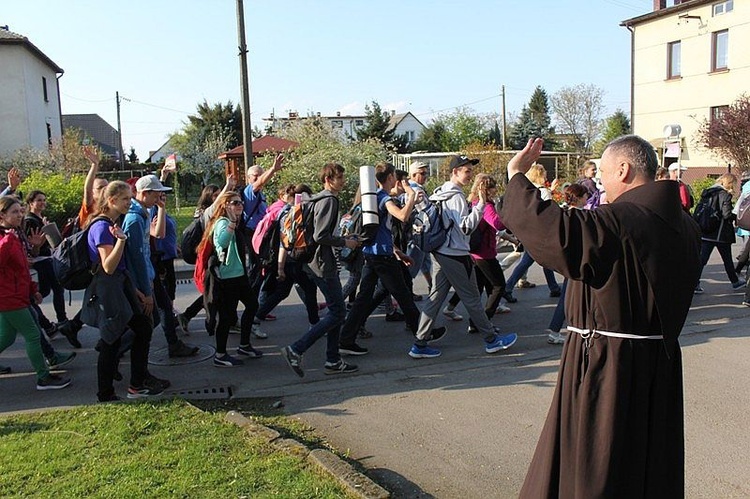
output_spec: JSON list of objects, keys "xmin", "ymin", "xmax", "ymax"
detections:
[{"xmin": 695, "ymin": 173, "xmax": 744, "ymax": 293}]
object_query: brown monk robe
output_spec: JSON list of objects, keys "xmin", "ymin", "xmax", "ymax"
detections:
[{"xmin": 502, "ymin": 136, "xmax": 701, "ymax": 498}]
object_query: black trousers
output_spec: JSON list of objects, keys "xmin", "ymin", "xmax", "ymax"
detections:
[
  {"xmin": 215, "ymin": 276, "xmax": 258, "ymax": 354},
  {"xmin": 96, "ymin": 313, "xmax": 152, "ymax": 401}
]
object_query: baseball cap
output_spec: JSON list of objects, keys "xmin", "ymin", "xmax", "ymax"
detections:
[
  {"xmin": 135, "ymin": 174, "xmax": 173, "ymax": 193},
  {"xmin": 667, "ymin": 163, "xmax": 687, "ymax": 171},
  {"xmin": 447, "ymin": 155, "xmax": 479, "ymax": 170},
  {"xmin": 409, "ymin": 161, "xmax": 429, "ymax": 175}
]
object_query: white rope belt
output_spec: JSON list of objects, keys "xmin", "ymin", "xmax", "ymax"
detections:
[{"xmin": 567, "ymin": 326, "xmax": 664, "ymax": 340}]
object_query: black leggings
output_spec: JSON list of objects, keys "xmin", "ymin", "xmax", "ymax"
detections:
[{"xmin": 215, "ymin": 276, "xmax": 258, "ymax": 354}]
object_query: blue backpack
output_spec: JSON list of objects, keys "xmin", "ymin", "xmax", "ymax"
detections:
[{"xmin": 411, "ymin": 190, "xmax": 457, "ymax": 253}]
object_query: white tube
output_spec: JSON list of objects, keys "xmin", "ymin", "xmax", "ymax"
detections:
[{"xmin": 359, "ymin": 165, "xmax": 379, "ymax": 228}]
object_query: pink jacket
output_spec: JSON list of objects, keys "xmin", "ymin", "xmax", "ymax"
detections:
[{"xmin": 470, "ymin": 200, "xmax": 506, "ymax": 260}]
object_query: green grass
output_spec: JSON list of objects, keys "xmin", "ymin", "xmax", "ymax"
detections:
[{"xmin": 0, "ymin": 399, "xmax": 352, "ymax": 498}]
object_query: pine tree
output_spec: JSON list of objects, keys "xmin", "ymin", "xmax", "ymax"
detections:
[{"xmin": 508, "ymin": 86, "xmax": 556, "ymax": 150}]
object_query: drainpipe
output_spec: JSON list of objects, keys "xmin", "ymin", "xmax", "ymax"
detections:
[
  {"xmin": 627, "ymin": 25, "xmax": 635, "ymax": 132},
  {"xmin": 55, "ymin": 71, "xmax": 64, "ymax": 142}
]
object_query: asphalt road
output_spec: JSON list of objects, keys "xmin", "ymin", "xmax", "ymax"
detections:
[{"xmin": 1, "ymin": 246, "xmax": 749, "ymax": 498}]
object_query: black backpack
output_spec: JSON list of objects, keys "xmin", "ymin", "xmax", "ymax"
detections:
[
  {"xmin": 693, "ymin": 191, "xmax": 721, "ymax": 234},
  {"xmin": 52, "ymin": 216, "xmax": 111, "ymax": 290},
  {"xmin": 180, "ymin": 216, "xmax": 205, "ymax": 265}
]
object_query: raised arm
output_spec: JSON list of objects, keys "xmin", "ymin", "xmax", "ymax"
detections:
[{"xmin": 82, "ymin": 147, "xmax": 100, "ymax": 208}]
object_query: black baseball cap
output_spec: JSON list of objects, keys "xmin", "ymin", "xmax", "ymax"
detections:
[{"xmin": 447, "ymin": 155, "xmax": 480, "ymax": 170}]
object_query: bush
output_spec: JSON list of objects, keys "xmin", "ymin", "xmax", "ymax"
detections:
[{"xmin": 18, "ymin": 171, "xmax": 85, "ymax": 226}]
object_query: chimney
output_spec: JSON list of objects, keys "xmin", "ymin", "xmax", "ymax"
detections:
[
  {"xmin": 653, "ymin": 0, "xmax": 666, "ymax": 10},
  {"xmin": 316, "ymin": 112, "xmax": 321, "ymax": 117},
  {"xmin": 390, "ymin": 110, "xmax": 396, "ymax": 116},
  {"xmin": 336, "ymin": 111, "xmax": 341, "ymax": 117}
]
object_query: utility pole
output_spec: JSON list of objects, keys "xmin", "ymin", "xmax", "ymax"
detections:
[
  {"xmin": 500, "ymin": 85, "xmax": 507, "ymax": 151},
  {"xmin": 236, "ymin": 0, "xmax": 252, "ymax": 179},
  {"xmin": 116, "ymin": 91, "xmax": 125, "ymax": 170}
]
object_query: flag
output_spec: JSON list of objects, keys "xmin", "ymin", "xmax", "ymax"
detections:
[{"xmin": 165, "ymin": 153, "xmax": 177, "ymax": 170}]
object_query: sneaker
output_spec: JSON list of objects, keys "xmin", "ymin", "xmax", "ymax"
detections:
[
  {"xmin": 485, "ymin": 332, "xmax": 518, "ymax": 353},
  {"xmin": 324, "ymin": 360, "xmax": 358, "ymax": 375},
  {"xmin": 263, "ymin": 314, "xmax": 277, "ymax": 321},
  {"xmin": 517, "ymin": 280, "xmax": 536, "ymax": 289},
  {"xmin": 694, "ymin": 286, "xmax": 704, "ymax": 295},
  {"xmin": 318, "ymin": 302, "xmax": 328, "ymax": 311},
  {"xmin": 339, "ymin": 343, "xmax": 369, "ymax": 356},
  {"xmin": 213, "ymin": 353, "xmax": 244, "ymax": 368},
  {"xmin": 251, "ymin": 324, "xmax": 268, "ymax": 339},
  {"xmin": 44, "ymin": 323, "xmax": 59, "ymax": 339},
  {"xmin": 412, "ymin": 293, "xmax": 423, "ymax": 302},
  {"xmin": 409, "ymin": 344, "xmax": 442, "ymax": 359},
  {"xmin": 496, "ymin": 304, "xmax": 512, "ymax": 314},
  {"xmin": 546, "ymin": 329, "xmax": 566, "ymax": 345},
  {"xmin": 549, "ymin": 289, "xmax": 562, "ymax": 298},
  {"xmin": 98, "ymin": 393, "xmax": 122, "ymax": 403},
  {"xmin": 168, "ymin": 340, "xmax": 199, "ymax": 358},
  {"xmin": 126, "ymin": 384, "xmax": 164, "ymax": 399},
  {"xmin": 57, "ymin": 320, "xmax": 82, "ymax": 349},
  {"xmin": 237, "ymin": 344, "xmax": 263, "ymax": 358},
  {"xmin": 46, "ymin": 351, "xmax": 76, "ymax": 370},
  {"xmin": 442, "ymin": 307, "xmax": 464, "ymax": 321},
  {"xmin": 742, "ymin": 301, "xmax": 750, "ymax": 307},
  {"xmin": 357, "ymin": 326, "xmax": 373, "ymax": 339},
  {"xmin": 144, "ymin": 372, "xmax": 171, "ymax": 390},
  {"xmin": 732, "ymin": 278, "xmax": 746, "ymax": 289},
  {"xmin": 427, "ymin": 326, "xmax": 447, "ymax": 343},
  {"xmin": 385, "ymin": 311, "xmax": 405, "ymax": 322},
  {"xmin": 281, "ymin": 346, "xmax": 304, "ymax": 378},
  {"xmin": 177, "ymin": 313, "xmax": 190, "ymax": 332},
  {"xmin": 0, "ymin": 365, "xmax": 10, "ymax": 375},
  {"xmin": 503, "ymin": 291, "xmax": 518, "ymax": 304},
  {"xmin": 36, "ymin": 373, "xmax": 72, "ymax": 391},
  {"xmin": 467, "ymin": 326, "xmax": 478, "ymax": 334}
]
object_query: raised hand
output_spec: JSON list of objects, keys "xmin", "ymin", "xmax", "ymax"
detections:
[
  {"xmin": 28, "ymin": 227, "xmax": 46, "ymax": 247},
  {"xmin": 507, "ymin": 138, "xmax": 544, "ymax": 178},
  {"xmin": 110, "ymin": 224, "xmax": 127, "ymax": 241},
  {"xmin": 82, "ymin": 146, "xmax": 100, "ymax": 166},
  {"xmin": 7, "ymin": 167, "xmax": 21, "ymax": 190}
]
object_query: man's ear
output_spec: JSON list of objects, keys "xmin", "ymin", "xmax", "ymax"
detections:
[{"xmin": 619, "ymin": 161, "xmax": 632, "ymax": 181}]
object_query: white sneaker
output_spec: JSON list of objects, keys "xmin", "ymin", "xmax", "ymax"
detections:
[
  {"xmin": 251, "ymin": 323, "xmax": 268, "ymax": 339},
  {"xmin": 545, "ymin": 329, "xmax": 566, "ymax": 344},
  {"xmin": 496, "ymin": 304, "xmax": 511, "ymax": 314},
  {"xmin": 442, "ymin": 307, "xmax": 464, "ymax": 321}
]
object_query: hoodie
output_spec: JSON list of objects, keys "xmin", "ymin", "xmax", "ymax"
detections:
[
  {"xmin": 0, "ymin": 228, "xmax": 37, "ymax": 311},
  {"xmin": 122, "ymin": 199, "xmax": 155, "ymax": 296},
  {"xmin": 432, "ymin": 181, "xmax": 485, "ymax": 256}
]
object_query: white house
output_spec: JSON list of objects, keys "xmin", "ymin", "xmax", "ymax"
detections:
[{"xmin": 0, "ymin": 27, "xmax": 64, "ymax": 156}]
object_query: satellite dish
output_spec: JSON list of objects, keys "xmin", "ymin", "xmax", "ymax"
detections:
[{"xmin": 663, "ymin": 124, "xmax": 682, "ymax": 138}]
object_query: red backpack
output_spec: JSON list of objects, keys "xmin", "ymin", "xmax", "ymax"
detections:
[{"xmin": 193, "ymin": 236, "xmax": 215, "ymax": 294}]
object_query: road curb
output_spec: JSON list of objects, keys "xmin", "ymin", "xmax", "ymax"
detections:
[{"xmin": 225, "ymin": 410, "xmax": 390, "ymax": 499}]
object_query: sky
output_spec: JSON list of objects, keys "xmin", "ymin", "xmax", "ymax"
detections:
[{"xmin": 4, "ymin": 0, "xmax": 652, "ymax": 160}]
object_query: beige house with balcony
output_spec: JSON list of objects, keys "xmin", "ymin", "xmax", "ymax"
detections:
[{"xmin": 622, "ymin": 0, "xmax": 745, "ymax": 180}]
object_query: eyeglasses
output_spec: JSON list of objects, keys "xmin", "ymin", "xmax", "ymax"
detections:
[{"xmin": 228, "ymin": 200, "xmax": 243, "ymax": 206}]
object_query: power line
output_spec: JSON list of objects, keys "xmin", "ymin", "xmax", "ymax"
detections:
[
  {"xmin": 61, "ymin": 92, "xmax": 112, "ymax": 103},
  {"xmin": 415, "ymin": 94, "xmax": 502, "ymax": 118},
  {"xmin": 122, "ymin": 97, "xmax": 192, "ymax": 115}
]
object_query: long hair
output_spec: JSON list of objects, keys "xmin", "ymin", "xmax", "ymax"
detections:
[
  {"xmin": 197, "ymin": 184, "xmax": 220, "ymax": 211},
  {"xmin": 0, "ymin": 195, "xmax": 21, "ymax": 216},
  {"xmin": 468, "ymin": 173, "xmax": 497, "ymax": 202},
  {"xmin": 716, "ymin": 173, "xmax": 737, "ymax": 195},
  {"xmin": 563, "ymin": 183, "xmax": 589, "ymax": 207},
  {"xmin": 526, "ymin": 164, "xmax": 547, "ymax": 186},
  {"xmin": 200, "ymin": 191, "xmax": 241, "ymax": 250},
  {"xmin": 87, "ymin": 181, "xmax": 131, "ymax": 226}
]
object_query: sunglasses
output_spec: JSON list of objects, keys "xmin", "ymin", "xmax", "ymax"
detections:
[{"xmin": 228, "ymin": 200, "xmax": 243, "ymax": 206}]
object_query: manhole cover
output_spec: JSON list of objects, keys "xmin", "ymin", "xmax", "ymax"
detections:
[
  {"xmin": 148, "ymin": 343, "xmax": 215, "ymax": 366},
  {"xmin": 173, "ymin": 385, "xmax": 233, "ymax": 400}
]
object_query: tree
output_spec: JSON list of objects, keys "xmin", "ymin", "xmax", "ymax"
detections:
[
  {"xmin": 413, "ymin": 121, "xmax": 448, "ymax": 152},
  {"xmin": 593, "ymin": 109, "xmax": 631, "ymax": 156},
  {"xmin": 0, "ymin": 127, "xmax": 96, "ymax": 176},
  {"xmin": 695, "ymin": 94, "xmax": 750, "ymax": 173},
  {"xmin": 550, "ymin": 84, "xmax": 606, "ymax": 153},
  {"xmin": 186, "ymin": 100, "xmax": 243, "ymax": 149},
  {"xmin": 173, "ymin": 127, "xmax": 231, "ymax": 187},
  {"xmin": 355, "ymin": 100, "xmax": 407, "ymax": 151},
  {"xmin": 126, "ymin": 146, "xmax": 139, "ymax": 164},
  {"xmin": 414, "ymin": 107, "xmax": 490, "ymax": 152},
  {"xmin": 508, "ymin": 86, "xmax": 557, "ymax": 150}
]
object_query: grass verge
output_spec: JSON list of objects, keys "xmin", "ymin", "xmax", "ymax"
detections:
[{"xmin": 0, "ymin": 398, "xmax": 352, "ymax": 498}]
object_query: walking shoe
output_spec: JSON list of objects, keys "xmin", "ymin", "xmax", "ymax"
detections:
[
  {"xmin": 263, "ymin": 314, "xmax": 277, "ymax": 321},
  {"xmin": 126, "ymin": 384, "xmax": 164, "ymax": 399},
  {"xmin": 43, "ymin": 323, "xmax": 59, "ymax": 339},
  {"xmin": 496, "ymin": 304, "xmax": 511, "ymax": 314},
  {"xmin": 412, "ymin": 293, "xmax": 423, "ymax": 302},
  {"xmin": 213, "ymin": 353, "xmax": 244, "ymax": 368},
  {"xmin": 324, "ymin": 360, "xmax": 358, "ymax": 375},
  {"xmin": 339, "ymin": 343, "xmax": 369, "ymax": 356},
  {"xmin": 251, "ymin": 324, "xmax": 268, "ymax": 339},
  {"xmin": 549, "ymin": 289, "xmax": 562, "ymax": 298},
  {"xmin": 168, "ymin": 340, "xmax": 199, "ymax": 358},
  {"xmin": 385, "ymin": 311, "xmax": 405, "ymax": 322},
  {"xmin": 427, "ymin": 326, "xmax": 447, "ymax": 343},
  {"xmin": 517, "ymin": 280, "xmax": 536, "ymax": 289},
  {"xmin": 732, "ymin": 278, "xmax": 746, "ymax": 289},
  {"xmin": 46, "ymin": 351, "xmax": 76, "ymax": 370},
  {"xmin": 545, "ymin": 329, "xmax": 566, "ymax": 345},
  {"xmin": 0, "ymin": 365, "xmax": 10, "ymax": 375},
  {"xmin": 467, "ymin": 326, "xmax": 478, "ymax": 334},
  {"xmin": 237, "ymin": 344, "xmax": 263, "ymax": 358},
  {"xmin": 442, "ymin": 307, "xmax": 464, "ymax": 321},
  {"xmin": 485, "ymin": 332, "xmax": 518, "ymax": 353},
  {"xmin": 144, "ymin": 372, "xmax": 171, "ymax": 390},
  {"xmin": 57, "ymin": 320, "xmax": 82, "ymax": 348},
  {"xmin": 98, "ymin": 393, "xmax": 122, "ymax": 403},
  {"xmin": 408, "ymin": 344, "xmax": 442, "ymax": 359},
  {"xmin": 503, "ymin": 291, "xmax": 518, "ymax": 304},
  {"xmin": 318, "ymin": 302, "xmax": 328, "ymax": 311},
  {"xmin": 281, "ymin": 346, "xmax": 304, "ymax": 377},
  {"xmin": 357, "ymin": 326, "xmax": 373, "ymax": 339},
  {"xmin": 229, "ymin": 324, "xmax": 241, "ymax": 334},
  {"xmin": 36, "ymin": 373, "xmax": 72, "ymax": 391},
  {"xmin": 742, "ymin": 301, "xmax": 750, "ymax": 307},
  {"xmin": 694, "ymin": 286, "xmax": 704, "ymax": 294},
  {"xmin": 177, "ymin": 313, "xmax": 190, "ymax": 332}
]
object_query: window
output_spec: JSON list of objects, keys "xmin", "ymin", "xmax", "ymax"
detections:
[
  {"xmin": 355, "ymin": 119, "xmax": 364, "ymax": 126},
  {"xmin": 42, "ymin": 76, "xmax": 48, "ymax": 102},
  {"xmin": 667, "ymin": 41, "xmax": 681, "ymax": 79},
  {"xmin": 709, "ymin": 105, "xmax": 728, "ymax": 147},
  {"xmin": 331, "ymin": 120, "xmax": 343, "ymax": 128},
  {"xmin": 713, "ymin": 0, "xmax": 733, "ymax": 16},
  {"xmin": 712, "ymin": 30, "xmax": 728, "ymax": 71},
  {"xmin": 46, "ymin": 123, "xmax": 52, "ymax": 145}
]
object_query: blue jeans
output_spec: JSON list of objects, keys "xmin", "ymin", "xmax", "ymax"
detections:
[
  {"xmin": 257, "ymin": 260, "xmax": 319, "ymax": 324},
  {"xmin": 290, "ymin": 271, "xmax": 345, "ymax": 364},
  {"xmin": 548, "ymin": 279, "xmax": 568, "ymax": 332},
  {"xmin": 505, "ymin": 251, "xmax": 560, "ymax": 293}
]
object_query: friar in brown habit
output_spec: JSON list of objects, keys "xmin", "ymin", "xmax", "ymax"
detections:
[{"xmin": 501, "ymin": 135, "xmax": 701, "ymax": 498}]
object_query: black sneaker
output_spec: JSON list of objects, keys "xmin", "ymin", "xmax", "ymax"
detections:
[
  {"xmin": 144, "ymin": 372, "xmax": 171, "ymax": 390},
  {"xmin": 427, "ymin": 327, "xmax": 447, "ymax": 343},
  {"xmin": 127, "ymin": 384, "xmax": 164, "ymax": 399},
  {"xmin": 503, "ymin": 292, "xmax": 518, "ymax": 304},
  {"xmin": 0, "ymin": 365, "xmax": 11, "ymax": 375},
  {"xmin": 37, "ymin": 373, "xmax": 72, "ymax": 391},
  {"xmin": 177, "ymin": 313, "xmax": 190, "ymax": 332},
  {"xmin": 213, "ymin": 353, "xmax": 244, "ymax": 368},
  {"xmin": 98, "ymin": 393, "xmax": 122, "ymax": 403},
  {"xmin": 168, "ymin": 340, "xmax": 199, "ymax": 358},
  {"xmin": 339, "ymin": 343, "xmax": 369, "ymax": 356},
  {"xmin": 385, "ymin": 311, "xmax": 405, "ymax": 322},
  {"xmin": 58, "ymin": 320, "xmax": 82, "ymax": 349},
  {"xmin": 549, "ymin": 289, "xmax": 562, "ymax": 298},
  {"xmin": 281, "ymin": 346, "xmax": 304, "ymax": 377},
  {"xmin": 324, "ymin": 360, "xmax": 358, "ymax": 375},
  {"xmin": 237, "ymin": 345, "xmax": 263, "ymax": 358},
  {"xmin": 46, "ymin": 351, "xmax": 76, "ymax": 370}
]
